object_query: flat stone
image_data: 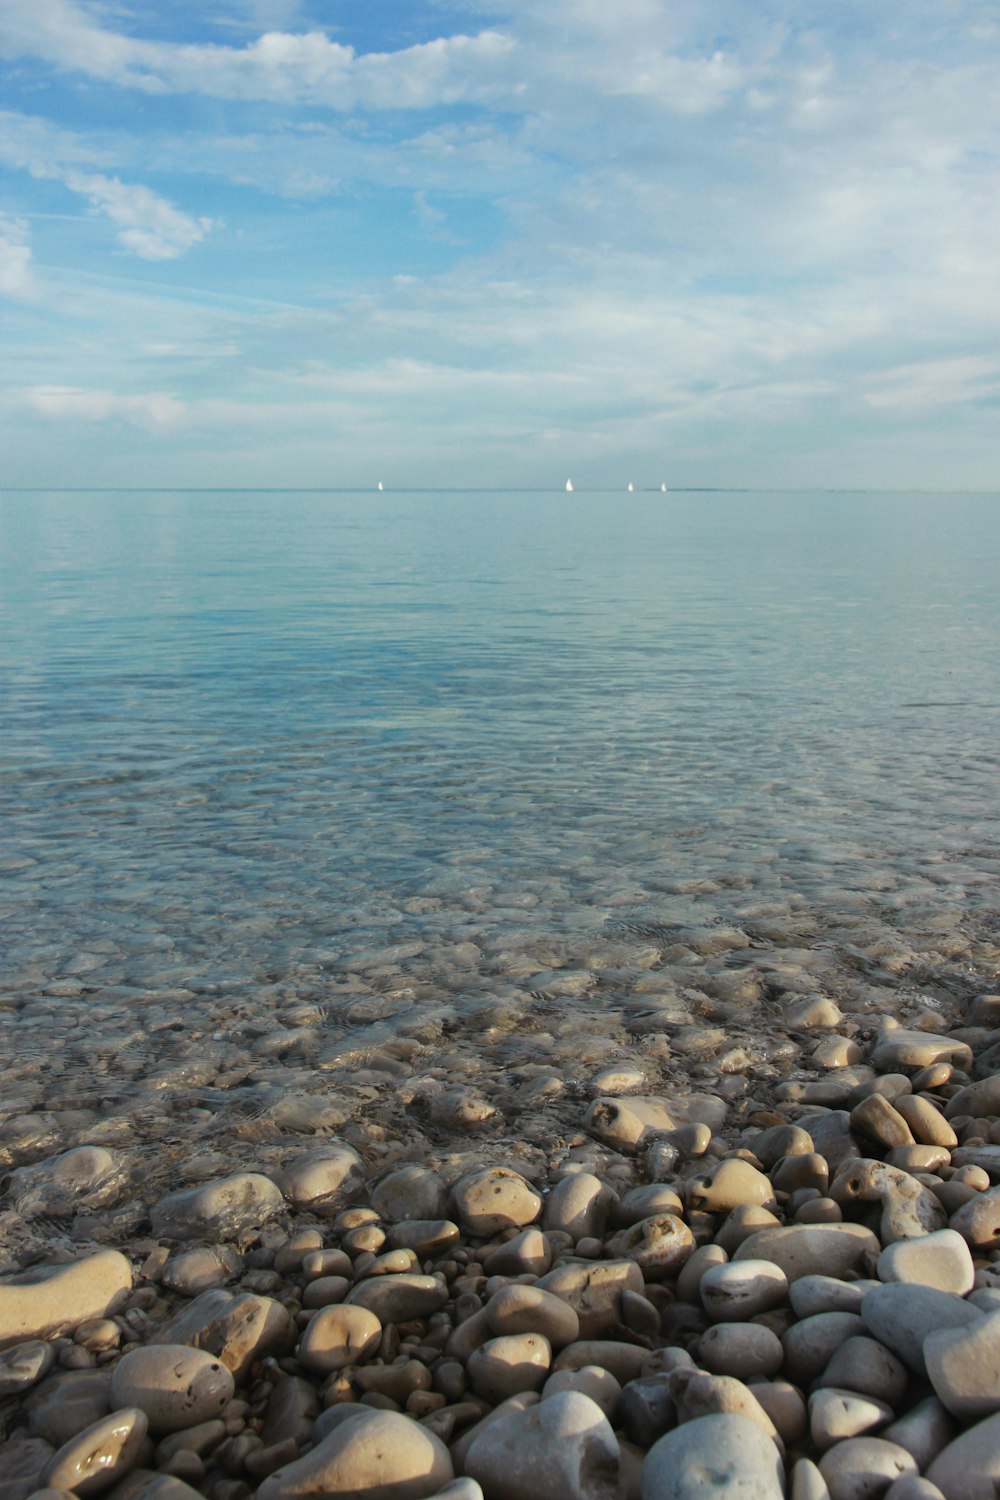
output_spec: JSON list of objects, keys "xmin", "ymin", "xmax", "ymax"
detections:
[
  {"xmin": 925, "ymin": 1309, "xmax": 1000, "ymax": 1420},
  {"xmin": 926, "ymin": 1412, "xmax": 1000, "ymax": 1500},
  {"xmin": 699, "ymin": 1259, "xmax": 789, "ymax": 1322},
  {"xmin": 944, "ymin": 1076, "xmax": 1000, "ymax": 1119},
  {"xmin": 542, "ymin": 1174, "xmax": 616, "ymax": 1242},
  {"xmin": 465, "ymin": 1389, "xmax": 619, "ymax": 1500},
  {"xmin": 535, "ymin": 1260, "xmax": 643, "ymax": 1339},
  {"xmin": 877, "ymin": 1229, "xmax": 974, "ymax": 1294},
  {"xmin": 641, "ymin": 1412, "xmax": 784, "ymax": 1500},
  {"xmin": 42, "ymin": 1407, "xmax": 149, "ymax": 1497},
  {"xmin": 160, "ymin": 1247, "xmax": 243, "ymax": 1297},
  {"xmin": 256, "ymin": 1407, "xmax": 454, "ymax": 1500},
  {"xmin": 467, "ymin": 1333, "xmax": 552, "ymax": 1403},
  {"xmin": 818, "ymin": 1437, "xmax": 917, "ymax": 1500},
  {"xmin": 949, "ymin": 1184, "xmax": 1000, "ymax": 1251},
  {"xmin": 732, "ymin": 1223, "xmax": 879, "ymax": 1282},
  {"xmin": 604, "ymin": 1214, "xmax": 695, "ymax": 1280},
  {"xmin": 816, "ymin": 1337, "xmax": 908, "ymax": 1407},
  {"xmin": 809, "ymin": 1389, "xmax": 894, "ymax": 1450},
  {"xmin": 345, "ymin": 1273, "xmax": 448, "ymax": 1323},
  {"xmin": 151, "ymin": 1290, "xmax": 295, "ymax": 1380},
  {"xmin": 486, "ymin": 1284, "xmax": 579, "ymax": 1348},
  {"xmin": 274, "ymin": 1144, "xmax": 365, "ymax": 1216},
  {"xmin": 0, "ymin": 1338, "xmax": 55, "ymax": 1395},
  {"xmin": 24, "ymin": 1369, "xmax": 113, "ymax": 1446},
  {"xmin": 109, "ymin": 1346, "xmax": 234, "ymax": 1434},
  {"xmin": 149, "ymin": 1173, "xmax": 283, "ymax": 1242},
  {"xmin": 370, "ymin": 1166, "xmax": 447, "ymax": 1222},
  {"xmin": 451, "ymin": 1168, "xmax": 542, "ymax": 1235},
  {"xmin": 695, "ymin": 1321, "xmax": 783, "ymax": 1380},
  {"xmin": 861, "ymin": 1283, "xmax": 984, "ymax": 1376},
  {"xmin": 296, "ymin": 1304, "xmax": 382, "ymax": 1374},
  {"xmin": 871, "ymin": 1029, "xmax": 972, "ymax": 1072},
  {"xmin": 0, "ymin": 1251, "xmax": 132, "ymax": 1349}
]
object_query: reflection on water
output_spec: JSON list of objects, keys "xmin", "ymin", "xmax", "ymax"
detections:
[{"xmin": 0, "ymin": 488, "xmax": 997, "ymax": 1155}]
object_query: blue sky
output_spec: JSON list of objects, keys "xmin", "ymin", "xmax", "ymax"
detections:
[{"xmin": 1, "ymin": 0, "xmax": 998, "ymax": 489}]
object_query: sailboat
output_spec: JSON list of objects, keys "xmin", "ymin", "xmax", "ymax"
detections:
[
  {"xmin": 565, "ymin": 479, "xmax": 574, "ymax": 492},
  {"xmin": 627, "ymin": 482, "xmax": 634, "ymax": 492},
  {"xmin": 377, "ymin": 481, "xmax": 384, "ymax": 491},
  {"xmin": 661, "ymin": 482, "xmax": 668, "ymax": 493}
]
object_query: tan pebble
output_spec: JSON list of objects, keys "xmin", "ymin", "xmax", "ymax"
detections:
[
  {"xmin": 604, "ymin": 1213, "xmax": 695, "ymax": 1280},
  {"xmin": 149, "ymin": 1290, "xmax": 296, "ymax": 1383},
  {"xmin": 541, "ymin": 1173, "xmax": 616, "ymax": 1242},
  {"xmin": 109, "ymin": 1346, "xmax": 234, "ymax": 1435},
  {"xmin": 796, "ymin": 1198, "xmax": 843, "ymax": 1224},
  {"xmin": 464, "ymin": 1389, "xmax": 620, "ymax": 1500},
  {"xmin": 452, "ymin": 1168, "xmax": 542, "ymax": 1236},
  {"xmin": 732, "ymin": 1222, "xmax": 879, "ymax": 1281},
  {"xmin": 296, "ymin": 1305, "xmax": 381, "ymax": 1374},
  {"xmin": 791, "ymin": 1457, "xmax": 830, "ymax": 1500},
  {"xmin": 819, "ymin": 1437, "xmax": 916, "ymax": 1500},
  {"xmin": 354, "ymin": 1359, "xmax": 433, "ymax": 1403},
  {"xmin": 542, "ymin": 1363, "xmax": 621, "ymax": 1420},
  {"xmin": 877, "ymin": 1229, "xmax": 974, "ymax": 1294},
  {"xmin": 687, "ymin": 1159, "xmax": 776, "ymax": 1214},
  {"xmin": 696, "ymin": 1321, "xmax": 784, "ymax": 1379},
  {"xmin": 486, "ymin": 1284, "xmax": 579, "ymax": 1348},
  {"xmin": 715, "ymin": 1205, "xmax": 783, "ymax": 1255},
  {"xmin": 468, "ymin": 1333, "xmax": 552, "ymax": 1403},
  {"xmin": 809, "ymin": 1387, "xmax": 894, "ymax": 1450},
  {"xmin": 583, "ymin": 1095, "xmax": 675, "ymax": 1151},
  {"xmin": 829, "ymin": 1160, "xmax": 946, "ymax": 1243},
  {"xmin": 748, "ymin": 1379, "xmax": 808, "ymax": 1446},
  {"xmin": 534, "ymin": 1259, "xmax": 643, "ymax": 1339},
  {"xmin": 925, "ymin": 1309, "xmax": 1000, "ymax": 1420},
  {"xmin": 772, "ymin": 1153, "xmax": 830, "ymax": 1196},
  {"xmin": 752, "ymin": 1124, "xmax": 815, "ymax": 1169},
  {"xmin": 482, "ymin": 1228, "xmax": 551, "ymax": 1278},
  {"xmin": 301, "ymin": 1277, "xmax": 350, "ymax": 1310},
  {"xmin": 552, "ymin": 1339, "xmax": 647, "ymax": 1385},
  {"xmin": 42, "ymin": 1407, "xmax": 148, "ymax": 1496},
  {"xmin": 894, "ymin": 1096, "xmax": 958, "ymax": 1149},
  {"xmin": 675, "ymin": 1242, "xmax": 728, "ymax": 1304},
  {"xmin": 345, "ymin": 1273, "xmax": 447, "ymax": 1323},
  {"xmin": 677, "ymin": 1371, "xmax": 783, "ymax": 1447},
  {"xmin": 0, "ymin": 1251, "xmax": 132, "ymax": 1347},
  {"xmin": 255, "ymin": 1408, "xmax": 453, "ymax": 1500},
  {"xmin": 700, "ymin": 1258, "xmax": 788, "ymax": 1322},
  {"xmin": 950, "ymin": 1184, "xmax": 1000, "ymax": 1251}
]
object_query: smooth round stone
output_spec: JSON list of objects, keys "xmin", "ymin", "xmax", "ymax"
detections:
[
  {"xmin": 256, "ymin": 1407, "xmax": 454, "ymax": 1500},
  {"xmin": 819, "ymin": 1438, "xmax": 917, "ymax": 1500},
  {"xmin": 752, "ymin": 1124, "xmax": 815, "ymax": 1169},
  {"xmin": 676, "ymin": 1243, "xmax": 729, "ymax": 1305},
  {"xmin": 613, "ymin": 1184, "xmax": 684, "ymax": 1226},
  {"xmin": 617, "ymin": 1373, "xmax": 675, "ymax": 1446},
  {"xmin": 884, "ymin": 1481, "xmax": 946, "ymax": 1500},
  {"xmin": 386, "ymin": 1220, "xmax": 461, "ymax": 1258},
  {"xmin": 605, "ymin": 1214, "xmax": 695, "ymax": 1280},
  {"xmin": 850, "ymin": 1096, "xmax": 914, "ymax": 1150},
  {"xmin": 302, "ymin": 1275, "xmax": 351, "ymax": 1309},
  {"xmin": 149, "ymin": 1289, "xmax": 294, "ymax": 1382},
  {"xmin": 861, "ymin": 1282, "xmax": 984, "ymax": 1376},
  {"xmin": 714, "ymin": 1206, "xmax": 782, "ymax": 1255},
  {"xmin": 486, "ymin": 1285, "xmax": 579, "ymax": 1348},
  {"xmin": 882, "ymin": 1396, "xmax": 957, "ymax": 1471},
  {"xmin": 926, "ymin": 1411, "xmax": 1000, "ymax": 1500},
  {"xmin": 772, "ymin": 1153, "xmax": 830, "ymax": 1196},
  {"xmin": 789, "ymin": 1275, "xmax": 871, "ymax": 1319},
  {"xmin": 790, "ymin": 1458, "xmax": 830, "ymax": 1500},
  {"xmin": 818, "ymin": 1336, "xmax": 909, "ymax": 1407},
  {"xmin": 468, "ymin": 1334, "xmax": 552, "ymax": 1403},
  {"xmin": 369, "ymin": 1166, "xmax": 447, "ymax": 1223},
  {"xmin": 0, "ymin": 1339, "xmax": 55, "ymax": 1396},
  {"xmin": 783, "ymin": 1313, "xmax": 867, "ymax": 1385},
  {"xmin": 452, "ymin": 1168, "xmax": 542, "ymax": 1236},
  {"xmin": 871, "ymin": 1029, "xmax": 972, "ymax": 1072},
  {"xmin": 676, "ymin": 1372, "xmax": 782, "ymax": 1445},
  {"xmin": 925, "ymin": 1309, "xmax": 1000, "ymax": 1420},
  {"xmin": 482, "ymin": 1228, "xmax": 551, "ymax": 1278},
  {"xmin": 589, "ymin": 1064, "xmax": 648, "ymax": 1095},
  {"xmin": 699, "ymin": 1259, "xmax": 788, "ymax": 1322},
  {"xmin": 42, "ymin": 1407, "xmax": 148, "ymax": 1496},
  {"xmin": 274, "ymin": 1145, "xmax": 365, "ymax": 1217},
  {"xmin": 160, "ymin": 1247, "xmax": 243, "ymax": 1297},
  {"xmin": 7, "ymin": 1145, "xmax": 123, "ymax": 1217},
  {"xmin": 552, "ymin": 1340, "xmax": 647, "ymax": 1386},
  {"xmin": 0, "ymin": 1251, "xmax": 132, "ymax": 1346},
  {"xmin": 687, "ymin": 1160, "xmax": 775, "ymax": 1214},
  {"xmin": 950, "ymin": 1185, "xmax": 1000, "ymax": 1251},
  {"xmin": 466, "ymin": 1389, "xmax": 619, "ymax": 1500},
  {"xmin": 535, "ymin": 1260, "xmax": 643, "ymax": 1340},
  {"xmin": 944, "ymin": 1076, "xmax": 1000, "ymax": 1119},
  {"xmin": 809, "ymin": 1389, "xmax": 894, "ymax": 1450},
  {"xmin": 543, "ymin": 1365, "xmax": 622, "ymax": 1421},
  {"xmin": 732, "ymin": 1224, "xmax": 879, "ymax": 1282},
  {"xmin": 696, "ymin": 1322, "xmax": 784, "ymax": 1380},
  {"xmin": 583, "ymin": 1096, "xmax": 675, "ymax": 1151},
  {"xmin": 877, "ymin": 1229, "xmax": 974, "ymax": 1295},
  {"xmin": 542, "ymin": 1174, "xmax": 616, "ymax": 1242},
  {"xmin": 296, "ymin": 1305, "xmax": 381, "ymax": 1374},
  {"xmin": 749, "ymin": 1381, "xmax": 807, "ymax": 1447},
  {"xmin": 641, "ymin": 1412, "xmax": 783, "ymax": 1500},
  {"xmin": 345, "ymin": 1274, "xmax": 447, "ymax": 1324},
  {"xmin": 149, "ymin": 1173, "xmax": 283, "ymax": 1242},
  {"xmin": 110, "ymin": 1347, "xmax": 234, "ymax": 1434},
  {"xmin": 893, "ymin": 1096, "xmax": 958, "ymax": 1149}
]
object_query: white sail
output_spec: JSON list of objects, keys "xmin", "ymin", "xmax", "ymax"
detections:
[
  {"xmin": 565, "ymin": 479, "xmax": 574, "ymax": 492},
  {"xmin": 377, "ymin": 481, "xmax": 384, "ymax": 491},
  {"xmin": 661, "ymin": 482, "xmax": 668, "ymax": 492},
  {"xmin": 627, "ymin": 482, "xmax": 634, "ymax": 492}
]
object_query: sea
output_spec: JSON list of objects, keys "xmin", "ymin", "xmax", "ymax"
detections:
[{"xmin": 1, "ymin": 487, "xmax": 998, "ymax": 1209}]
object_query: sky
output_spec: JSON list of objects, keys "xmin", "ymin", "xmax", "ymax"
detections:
[{"xmin": 1, "ymin": 0, "xmax": 998, "ymax": 490}]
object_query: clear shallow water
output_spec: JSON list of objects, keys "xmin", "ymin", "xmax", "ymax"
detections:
[{"xmin": 0, "ymin": 488, "xmax": 998, "ymax": 1212}]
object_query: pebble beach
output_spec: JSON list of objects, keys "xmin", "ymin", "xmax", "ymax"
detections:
[{"xmin": 1, "ymin": 487, "xmax": 999, "ymax": 1499}]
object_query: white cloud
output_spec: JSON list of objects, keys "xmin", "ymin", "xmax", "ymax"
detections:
[
  {"xmin": 0, "ymin": 214, "xmax": 36, "ymax": 297},
  {"xmin": 63, "ymin": 170, "xmax": 213, "ymax": 259},
  {"xmin": 864, "ymin": 356, "xmax": 1000, "ymax": 412},
  {"xmin": 26, "ymin": 385, "xmax": 184, "ymax": 429}
]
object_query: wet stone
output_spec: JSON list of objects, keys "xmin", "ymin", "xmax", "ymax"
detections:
[
  {"xmin": 42, "ymin": 1407, "xmax": 149, "ymax": 1497},
  {"xmin": 0, "ymin": 1337, "xmax": 55, "ymax": 1395},
  {"xmin": 149, "ymin": 1174, "xmax": 284, "ymax": 1242}
]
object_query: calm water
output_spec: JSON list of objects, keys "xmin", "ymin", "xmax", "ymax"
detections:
[{"xmin": 0, "ymin": 488, "xmax": 998, "ymax": 1167}]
